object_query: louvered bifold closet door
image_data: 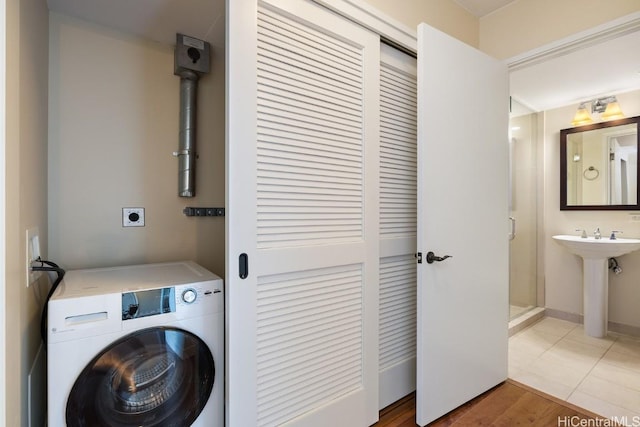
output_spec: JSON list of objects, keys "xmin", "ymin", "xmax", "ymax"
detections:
[
  {"xmin": 378, "ymin": 43, "xmax": 418, "ymax": 410},
  {"xmin": 226, "ymin": 0, "xmax": 380, "ymax": 426}
]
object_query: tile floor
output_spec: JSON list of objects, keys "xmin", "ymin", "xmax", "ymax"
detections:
[{"xmin": 509, "ymin": 317, "xmax": 640, "ymax": 425}]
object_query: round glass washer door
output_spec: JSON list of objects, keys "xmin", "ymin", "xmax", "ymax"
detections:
[{"xmin": 66, "ymin": 327, "xmax": 215, "ymax": 427}]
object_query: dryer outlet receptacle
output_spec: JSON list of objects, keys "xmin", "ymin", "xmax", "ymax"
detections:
[{"xmin": 122, "ymin": 208, "xmax": 145, "ymax": 227}]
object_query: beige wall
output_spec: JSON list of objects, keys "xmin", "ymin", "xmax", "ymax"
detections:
[
  {"xmin": 48, "ymin": 14, "xmax": 225, "ymax": 277},
  {"xmin": 4, "ymin": 0, "xmax": 49, "ymax": 424},
  {"xmin": 481, "ymin": 0, "xmax": 640, "ymax": 59},
  {"xmin": 363, "ymin": 0, "xmax": 478, "ymax": 47},
  {"xmin": 543, "ymin": 89, "xmax": 640, "ymax": 328}
]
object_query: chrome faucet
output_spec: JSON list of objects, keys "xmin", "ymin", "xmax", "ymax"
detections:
[
  {"xmin": 594, "ymin": 228, "xmax": 601, "ymax": 239},
  {"xmin": 575, "ymin": 229, "xmax": 587, "ymax": 238},
  {"xmin": 610, "ymin": 230, "xmax": 622, "ymax": 240}
]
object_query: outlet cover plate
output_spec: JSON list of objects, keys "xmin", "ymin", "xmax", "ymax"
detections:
[
  {"xmin": 123, "ymin": 207, "xmax": 145, "ymax": 227},
  {"xmin": 26, "ymin": 227, "xmax": 42, "ymax": 287}
]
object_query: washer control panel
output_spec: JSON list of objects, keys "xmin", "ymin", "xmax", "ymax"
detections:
[
  {"xmin": 122, "ymin": 281, "xmax": 222, "ymax": 321},
  {"xmin": 181, "ymin": 288, "xmax": 197, "ymax": 304},
  {"xmin": 122, "ymin": 287, "xmax": 176, "ymax": 320}
]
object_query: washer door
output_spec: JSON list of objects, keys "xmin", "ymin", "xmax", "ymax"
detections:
[{"xmin": 66, "ymin": 327, "xmax": 215, "ymax": 427}]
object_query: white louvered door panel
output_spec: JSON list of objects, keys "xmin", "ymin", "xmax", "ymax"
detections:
[
  {"xmin": 378, "ymin": 44, "xmax": 417, "ymax": 410},
  {"xmin": 227, "ymin": 1, "xmax": 380, "ymax": 426}
]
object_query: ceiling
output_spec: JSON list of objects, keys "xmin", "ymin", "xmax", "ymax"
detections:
[
  {"xmin": 47, "ymin": 0, "xmax": 640, "ymax": 114},
  {"xmin": 453, "ymin": 0, "xmax": 516, "ymax": 17},
  {"xmin": 47, "ymin": 0, "xmax": 225, "ymax": 47},
  {"xmin": 509, "ymin": 19, "xmax": 640, "ymax": 113},
  {"xmin": 510, "ymin": 33, "xmax": 640, "ymax": 113},
  {"xmin": 453, "ymin": 1, "xmax": 640, "ymax": 113}
]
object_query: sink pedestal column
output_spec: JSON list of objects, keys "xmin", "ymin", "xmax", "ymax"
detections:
[
  {"xmin": 583, "ymin": 258, "xmax": 608, "ymax": 338},
  {"xmin": 552, "ymin": 235, "xmax": 640, "ymax": 338}
]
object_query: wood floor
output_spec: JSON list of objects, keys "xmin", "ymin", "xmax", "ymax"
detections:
[{"xmin": 375, "ymin": 379, "xmax": 610, "ymax": 426}]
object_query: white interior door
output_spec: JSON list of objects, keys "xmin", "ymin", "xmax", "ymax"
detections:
[
  {"xmin": 226, "ymin": 0, "xmax": 380, "ymax": 425},
  {"xmin": 415, "ymin": 23, "xmax": 509, "ymax": 426}
]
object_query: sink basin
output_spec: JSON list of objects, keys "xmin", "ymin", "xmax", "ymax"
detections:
[
  {"xmin": 552, "ymin": 235, "xmax": 640, "ymax": 259},
  {"xmin": 552, "ymin": 234, "xmax": 640, "ymax": 338}
]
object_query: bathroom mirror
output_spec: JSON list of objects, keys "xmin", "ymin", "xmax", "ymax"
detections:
[{"xmin": 560, "ymin": 116, "xmax": 640, "ymax": 210}]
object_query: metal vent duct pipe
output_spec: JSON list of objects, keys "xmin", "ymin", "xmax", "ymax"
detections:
[
  {"xmin": 176, "ymin": 70, "xmax": 198, "ymax": 197},
  {"xmin": 173, "ymin": 34, "xmax": 210, "ymax": 197}
]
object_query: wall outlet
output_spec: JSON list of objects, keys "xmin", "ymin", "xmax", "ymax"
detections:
[
  {"xmin": 630, "ymin": 214, "xmax": 640, "ymax": 222},
  {"xmin": 123, "ymin": 207, "xmax": 145, "ymax": 227},
  {"xmin": 26, "ymin": 227, "xmax": 41, "ymax": 287}
]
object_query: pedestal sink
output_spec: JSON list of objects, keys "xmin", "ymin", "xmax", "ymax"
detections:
[{"xmin": 552, "ymin": 235, "xmax": 640, "ymax": 337}]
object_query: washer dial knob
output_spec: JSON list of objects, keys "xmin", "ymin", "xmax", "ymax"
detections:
[{"xmin": 182, "ymin": 289, "xmax": 197, "ymax": 304}]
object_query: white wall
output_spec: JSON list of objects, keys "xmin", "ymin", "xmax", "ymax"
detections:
[
  {"xmin": 544, "ymin": 89, "xmax": 640, "ymax": 328},
  {"xmin": 48, "ymin": 13, "xmax": 225, "ymax": 276}
]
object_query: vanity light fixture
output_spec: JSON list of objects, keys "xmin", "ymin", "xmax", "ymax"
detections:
[
  {"xmin": 601, "ymin": 97, "xmax": 624, "ymax": 120},
  {"xmin": 591, "ymin": 98, "xmax": 608, "ymax": 113},
  {"xmin": 571, "ymin": 96, "xmax": 625, "ymax": 126},
  {"xmin": 571, "ymin": 103, "xmax": 593, "ymax": 126}
]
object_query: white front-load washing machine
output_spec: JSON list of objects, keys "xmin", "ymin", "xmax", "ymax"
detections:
[{"xmin": 47, "ymin": 261, "xmax": 224, "ymax": 427}]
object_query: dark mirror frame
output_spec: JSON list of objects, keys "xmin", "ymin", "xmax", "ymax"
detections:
[{"xmin": 560, "ymin": 115, "xmax": 640, "ymax": 210}]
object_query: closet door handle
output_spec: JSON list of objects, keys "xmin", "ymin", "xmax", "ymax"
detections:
[
  {"xmin": 426, "ymin": 252, "xmax": 452, "ymax": 264},
  {"xmin": 239, "ymin": 253, "xmax": 248, "ymax": 279}
]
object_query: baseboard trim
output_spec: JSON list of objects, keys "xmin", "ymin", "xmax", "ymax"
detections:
[
  {"xmin": 545, "ymin": 308, "xmax": 640, "ymax": 338},
  {"xmin": 508, "ymin": 307, "xmax": 545, "ymax": 337},
  {"xmin": 544, "ymin": 308, "xmax": 582, "ymax": 324},
  {"xmin": 609, "ymin": 321, "xmax": 640, "ymax": 337}
]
